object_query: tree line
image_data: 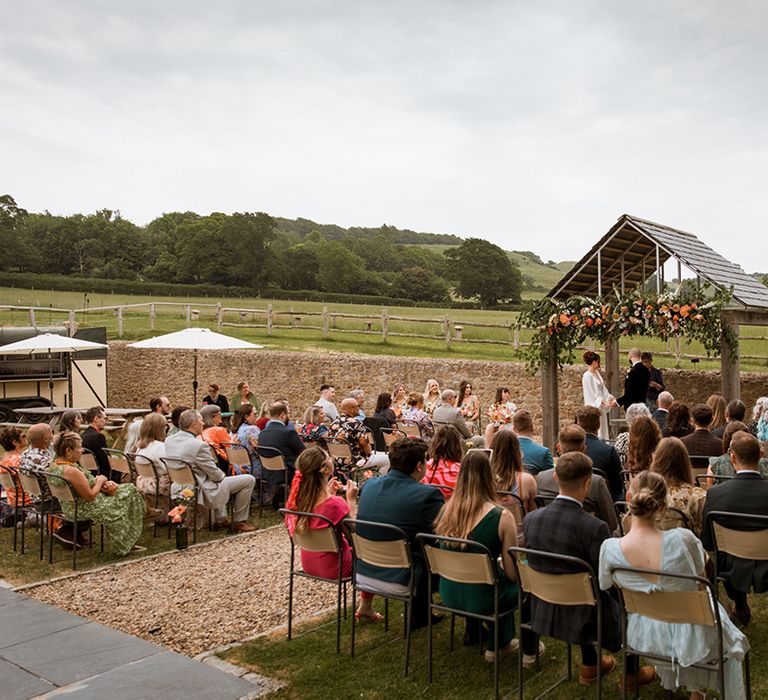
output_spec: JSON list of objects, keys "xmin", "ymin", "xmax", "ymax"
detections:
[{"xmin": 1, "ymin": 195, "xmax": 522, "ymax": 306}]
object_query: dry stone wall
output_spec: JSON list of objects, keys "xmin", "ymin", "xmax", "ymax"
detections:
[{"xmin": 107, "ymin": 343, "xmax": 767, "ymax": 432}]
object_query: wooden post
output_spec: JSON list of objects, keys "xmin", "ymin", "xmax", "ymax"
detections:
[
  {"xmin": 29, "ymin": 308, "xmax": 36, "ymax": 327},
  {"xmin": 541, "ymin": 333, "xmax": 559, "ymax": 451},
  {"xmin": 68, "ymin": 310, "xmax": 76, "ymax": 336},
  {"xmin": 267, "ymin": 304, "xmax": 273, "ymax": 336},
  {"xmin": 605, "ymin": 336, "xmax": 620, "ymax": 438},
  {"xmin": 149, "ymin": 303, "xmax": 156, "ymax": 331},
  {"xmin": 216, "ymin": 303, "xmax": 222, "ymax": 331},
  {"xmin": 185, "ymin": 304, "xmax": 191, "ymax": 327},
  {"xmin": 443, "ymin": 316, "xmax": 452, "ymax": 347},
  {"xmin": 322, "ymin": 306, "xmax": 329, "ymax": 338},
  {"xmin": 117, "ymin": 307, "xmax": 124, "ymax": 338},
  {"xmin": 382, "ymin": 309, "xmax": 388, "ymax": 342},
  {"xmin": 513, "ymin": 327, "xmax": 520, "ymax": 350},
  {"xmin": 721, "ymin": 316, "xmax": 740, "ymax": 400},
  {"xmin": 674, "ymin": 337, "xmax": 681, "ymax": 367}
]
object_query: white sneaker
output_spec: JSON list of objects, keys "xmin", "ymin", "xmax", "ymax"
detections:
[
  {"xmin": 484, "ymin": 638, "xmax": 520, "ymax": 662},
  {"xmin": 522, "ymin": 641, "xmax": 546, "ymax": 668}
]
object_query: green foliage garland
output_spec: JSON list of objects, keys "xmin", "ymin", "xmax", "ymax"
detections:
[{"xmin": 517, "ymin": 284, "xmax": 735, "ymax": 372}]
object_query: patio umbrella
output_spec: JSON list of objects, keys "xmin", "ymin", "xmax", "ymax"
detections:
[
  {"xmin": 127, "ymin": 328, "xmax": 263, "ymax": 407},
  {"xmin": 0, "ymin": 332, "xmax": 109, "ymax": 405}
]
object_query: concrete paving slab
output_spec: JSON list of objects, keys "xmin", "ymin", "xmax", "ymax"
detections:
[
  {"xmin": 0, "ymin": 586, "xmax": 23, "ymax": 606},
  {"xmin": 1, "ymin": 620, "xmax": 162, "ymax": 687},
  {"xmin": 36, "ymin": 651, "xmax": 257, "ymax": 700},
  {"xmin": 0, "ymin": 598, "xmax": 84, "ymax": 649},
  {"xmin": 0, "ymin": 659, "xmax": 56, "ymax": 700}
]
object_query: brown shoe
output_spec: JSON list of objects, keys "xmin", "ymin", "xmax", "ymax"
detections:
[
  {"xmin": 212, "ymin": 519, "xmax": 231, "ymax": 530},
  {"xmin": 619, "ymin": 666, "xmax": 657, "ymax": 691},
  {"xmin": 579, "ymin": 656, "xmax": 616, "ymax": 684},
  {"xmin": 233, "ymin": 521, "xmax": 256, "ymax": 533}
]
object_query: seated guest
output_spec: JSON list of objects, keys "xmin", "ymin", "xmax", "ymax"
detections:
[
  {"xmin": 662, "ymin": 401, "xmax": 694, "ymax": 439},
  {"xmin": 701, "ymin": 431, "xmax": 768, "ymax": 627},
  {"xmin": 81, "ymin": 406, "xmax": 111, "ymax": 479},
  {"xmin": 330, "ymin": 399, "xmax": 389, "ymax": 472},
  {"xmin": 356, "ymin": 438, "xmax": 444, "ymax": 628},
  {"xmin": 59, "ymin": 410, "xmax": 82, "ymax": 433},
  {"xmin": 232, "ymin": 381, "xmax": 261, "ymax": 412},
  {"xmin": 625, "ymin": 416, "xmax": 661, "ymax": 476},
  {"xmin": 713, "ymin": 400, "xmax": 746, "ymax": 440},
  {"xmin": 601, "ymin": 471, "xmax": 747, "ymax": 700},
  {"xmin": 523, "ymin": 452, "xmax": 647, "ymax": 687},
  {"xmin": 423, "ymin": 379, "xmax": 442, "ymax": 417},
  {"xmin": 202, "ymin": 383, "xmax": 229, "ymax": 413},
  {"xmin": 49, "ymin": 432, "xmax": 151, "ymax": 555},
  {"xmin": 255, "ymin": 401, "xmax": 271, "ymax": 430},
  {"xmin": 200, "ymin": 404, "xmax": 231, "ymax": 475},
  {"xmin": 284, "ymin": 446, "xmax": 378, "ymax": 620},
  {"xmin": 483, "ymin": 387, "xmax": 517, "ymax": 447},
  {"xmin": 651, "ymin": 391, "xmax": 674, "ymax": 432},
  {"xmin": 536, "ymin": 425, "xmax": 617, "ymax": 531},
  {"xmin": 681, "ymin": 404, "xmax": 725, "ymax": 469},
  {"xmin": 165, "ymin": 410, "xmax": 256, "ymax": 531},
  {"xmin": 436, "ymin": 450, "xmax": 539, "ymax": 662},
  {"xmin": 20, "ymin": 423, "xmax": 53, "ymax": 473},
  {"xmin": 458, "ymin": 380, "xmax": 480, "ymax": 433},
  {"xmin": 125, "ymin": 396, "xmax": 171, "ymax": 453},
  {"xmin": 421, "ymin": 425, "xmax": 463, "ymax": 498},
  {"xmin": 746, "ymin": 396, "xmax": 768, "ymax": 437},
  {"xmin": 373, "ymin": 392, "xmax": 397, "ymax": 428},
  {"xmin": 314, "ymin": 384, "xmax": 339, "ymax": 424},
  {"xmin": 258, "ymin": 401, "xmax": 306, "ymax": 506},
  {"xmin": 491, "ymin": 430, "xmax": 537, "ymax": 513},
  {"xmin": 614, "ymin": 403, "xmax": 652, "ymax": 467},
  {"xmin": 402, "ymin": 392, "xmax": 434, "ymax": 440},
  {"xmin": 391, "ymin": 383, "xmax": 408, "ymax": 419},
  {"xmin": 0, "ymin": 427, "xmax": 32, "ymax": 508},
  {"xmin": 167, "ymin": 405, "xmax": 189, "ymax": 437},
  {"xmin": 708, "ymin": 421, "xmax": 768, "ymax": 479},
  {"xmin": 349, "ymin": 389, "xmax": 366, "ymax": 420},
  {"xmin": 576, "ymin": 406, "xmax": 623, "ymax": 501},
  {"xmin": 512, "ymin": 409, "xmax": 554, "ymax": 475},
  {"xmin": 432, "ymin": 389, "xmax": 472, "ymax": 438},
  {"xmin": 134, "ymin": 413, "xmax": 170, "ymax": 517},
  {"xmin": 651, "ymin": 437, "xmax": 706, "ymax": 535},
  {"xmin": 707, "ymin": 394, "xmax": 728, "ymax": 433},
  {"xmin": 300, "ymin": 405, "xmax": 330, "ymax": 442}
]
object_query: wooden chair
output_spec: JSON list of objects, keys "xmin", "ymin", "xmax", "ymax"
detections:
[
  {"xmin": 223, "ymin": 442, "xmax": 252, "ymax": 476},
  {"xmin": 326, "ymin": 438, "xmax": 354, "ymax": 468},
  {"xmin": 0, "ymin": 466, "xmax": 26, "ymax": 552},
  {"xmin": 279, "ymin": 508, "xmax": 350, "ymax": 653},
  {"xmin": 129, "ymin": 453, "xmax": 165, "ymax": 538},
  {"xmin": 381, "ymin": 428, "xmax": 407, "ymax": 450},
  {"xmin": 257, "ymin": 446, "xmax": 288, "ymax": 517},
  {"xmin": 345, "ymin": 519, "xmax": 416, "ymax": 677},
  {"xmin": 160, "ymin": 458, "xmax": 203, "ymax": 543},
  {"xmin": 78, "ymin": 449, "xmax": 98, "ymax": 473},
  {"xmin": 17, "ymin": 467, "xmax": 58, "ymax": 560},
  {"xmin": 509, "ymin": 547, "xmax": 605, "ymax": 699},
  {"xmin": 419, "ymin": 534, "xmax": 517, "ymax": 700},
  {"xmin": 609, "ymin": 564, "xmax": 751, "ymax": 700},
  {"xmin": 103, "ymin": 448, "xmax": 135, "ymax": 484},
  {"xmin": 396, "ymin": 422, "xmax": 421, "ymax": 438}
]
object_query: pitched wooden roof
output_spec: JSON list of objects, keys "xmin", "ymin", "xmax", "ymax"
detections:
[{"xmin": 549, "ymin": 214, "xmax": 768, "ymax": 310}]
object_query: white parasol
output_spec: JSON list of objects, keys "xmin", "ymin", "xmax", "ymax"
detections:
[{"xmin": 127, "ymin": 328, "xmax": 263, "ymax": 407}]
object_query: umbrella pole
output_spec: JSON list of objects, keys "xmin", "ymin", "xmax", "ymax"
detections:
[
  {"xmin": 48, "ymin": 350, "xmax": 54, "ymax": 405},
  {"xmin": 193, "ymin": 350, "xmax": 199, "ymax": 408}
]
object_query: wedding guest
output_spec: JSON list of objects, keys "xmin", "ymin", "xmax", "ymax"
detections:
[
  {"xmin": 707, "ymin": 421, "xmax": 768, "ymax": 480},
  {"xmin": 458, "ymin": 380, "xmax": 480, "ymax": 432},
  {"xmin": 232, "ymin": 381, "xmax": 260, "ymax": 412},
  {"xmin": 373, "ymin": 392, "xmax": 397, "ymax": 428},
  {"xmin": 402, "ymin": 392, "xmax": 434, "ymax": 440},
  {"xmin": 423, "ymin": 379, "xmax": 442, "ymax": 417},
  {"xmin": 513, "ymin": 410, "xmax": 554, "ymax": 475},
  {"xmin": 314, "ymin": 384, "xmax": 339, "ymax": 424},
  {"xmin": 134, "ymin": 412, "xmax": 170, "ymax": 518},
  {"xmin": 614, "ymin": 403, "xmax": 652, "ymax": 467},
  {"xmin": 300, "ymin": 405, "xmax": 330, "ymax": 443},
  {"xmin": 713, "ymin": 400, "xmax": 746, "ymax": 440},
  {"xmin": 232, "ymin": 403, "xmax": 262, "ymax": 476},
  {"xmin": 484, "ymin": 387, "xmax": 517, "ymax": 446},
  {"xmin": 651, "ymin": 437, "xmax": 706, "ymax": 535},
  {"xmin": 641, "ymin": 351, "xmax": 664, "ymax": 409},
  {"xmin": 200, "ymin": 404, "xmax": 231, "ymax": 474},
  {"xmin": 491, "ymin": 429, "xmax": 537, "ymax": 513},
  {"xmin": 626, "ymin": 416, "xmax": 661, "ymax": 476},
  {"xmin": 706, "ymin": 394, "xmax": 728, "ymax": 433},
  {"xmin": 391, "ymin": 383, "xmax": 408, "ymax": 419},
  {"xmin": 421, "ymin": 425, "xmax": 463, "ymax": 498},
  {"xmin": 202, "ymin": 383, "xmax": 230, "ymax": 413},
  {"xmin": 167, "ymin": 405, "xmax": 189, "ymax": 436},
  {"xmin": 663, "ymin": 401, "xmax": 694, "ymax": 439},
  {"xmin": 59, "ymin": 410, "xmax": 82, "ymax": 434}
]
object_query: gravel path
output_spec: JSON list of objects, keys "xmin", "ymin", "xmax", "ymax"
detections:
[{"xmin": 22, "ymin": 526, "xmax": 339, "ymax": 656}]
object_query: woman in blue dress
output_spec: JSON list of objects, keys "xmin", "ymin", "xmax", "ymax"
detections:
[{"xmin": 600, "ymin": 470, "xmax": 748, "ymax": 700}]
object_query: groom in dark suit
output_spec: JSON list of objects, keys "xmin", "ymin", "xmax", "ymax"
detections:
[{"xmin": 616, "ymin": 347, "xmax": 650, "ymax": 410}]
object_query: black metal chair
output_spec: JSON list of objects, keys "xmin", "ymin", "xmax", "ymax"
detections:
[
  {"xmin": 256, "ymin": 446, "xmax": 288, "ymax": 517},
  {"xmin": 103, "ymin": 448, "xmax": 136, "ymax": 484},
  {"xmin": 160, "ymin": 458, "xmax": 202, "ymax": 543},
  {"xmin": 695, "ymin": 473, "xmax": 734, "ymax": 489},
  {"xmin": 0, "ymin": 466, "xmax": 25, "ymax": 552},
  {"xmin": 129, "ymin": 453, "xmax": 166, "ymax": 538},
  {"xmin": 17, "ymin": 467, "xmax": 58, "ymax": 560}
]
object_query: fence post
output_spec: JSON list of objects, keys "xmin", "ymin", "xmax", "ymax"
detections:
[
  {"xmin": 117, "ymin": 307, "xmax": 124, "ymax": 338},
  {"xmin": 382, "ymin": 309, "xmax": 388, "ymax": 342},
  {"xmin": 185, "ymin": 304, "xmax": 191, "ymax": 327},
  {"xmin": 68, "ymin": 310, "xmax": 76, "ymax": 336},
  {"xmin": 216, "ymin": 303, "xmax": 222, "ymax": 331},
  {"xmin": 513, "ymin": 327, "xmax": 520, "ymax": 350},
  {"xmin": 29, "ymin": 308, "xmax": 36, "ymax": 327},
  {"xmin": 674, "ymin": 336, "xmax": 681, "ymax": 367},
  {"xmin": 267, "ymin": 304, "xmax": 273, "ymax": 336},
  {"xmin": 149, "ymin": 303, "xmax": 156, "ymax": 331},
  {"xmin": 322, "ymin": 306, "xmax": 329, "ymax": 338},
  {"xmin": 443, "ymin": 316, "xmax": 451, "ymax": 347}
]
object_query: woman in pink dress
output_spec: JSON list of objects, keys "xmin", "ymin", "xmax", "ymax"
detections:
[{"xmin": 284, "ymin": 446, "xmax": 379, "ymax": 621}]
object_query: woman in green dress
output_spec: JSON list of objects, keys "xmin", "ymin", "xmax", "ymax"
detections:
[
  {"xmin": 50, "ymin": 432, "xmax": 148, "ymax": 556},
  {"xmin": 435, "ymin": 451, "xmax": 540, "ymax": 663}
]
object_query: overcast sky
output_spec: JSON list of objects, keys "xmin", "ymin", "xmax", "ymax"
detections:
[{"xmin": 2, "ymin": 1, "xmax": 767, "ymax": 271}]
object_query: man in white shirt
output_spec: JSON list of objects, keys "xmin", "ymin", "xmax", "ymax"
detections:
[
  {"xmin": 314, "ymin": 384, "xmax": 339, "ymax": 424},
  {"xmin": 125, "ymin": 396, "xmax": 171, "ymax": 453}
]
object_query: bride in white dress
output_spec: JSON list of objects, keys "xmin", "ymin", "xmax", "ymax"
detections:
[{"xmin": 581, "ymin": 351, "xmax": 616, "ymax": 440}]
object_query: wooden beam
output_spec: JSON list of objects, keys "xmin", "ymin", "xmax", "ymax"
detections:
[
  {"xmin": 721, "ymin": 318, "xmax": 740, "ymax": 400},
  {"xmin": 605, "ymin": 337, "xmax": 621, "ymax": 439},
  {"xmin": 727, "ymin": 310, "xmax": 768, "ymax": 326}
]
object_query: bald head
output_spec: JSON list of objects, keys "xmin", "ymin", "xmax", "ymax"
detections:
[
  {"xmin": 628, "ymin": 347, "xmax": 642, "ymax": 362},
  {"xmin": 27, "ymin": 423, "xmax": 53, "ymax": 449},
  {"xmin": 340, "ymin": 398, "xmax": 360, "ymax": 417},
  {"xmin": 657, "ymin": 391, "xmax": 674, "ymax": 409}
]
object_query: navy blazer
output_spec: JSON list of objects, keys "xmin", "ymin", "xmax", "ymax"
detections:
[
  {"xmin": 258, "ymin": 419, "xmax": 305, "ymax": 472},
  {"xmin": 617, "ymin": 362, "xmax": 650, "ymax": 409},
  {"xmin": 584, "ymin": 434, "xmax": 623, "ymax": 500},
  {"xmin": 523, "ymin": 498, "xmax": 621, "ymax": 650},
  {"xmin": 355, "ymin": 469, "xmax": 445, "ymax": 585},
  {"xmin": 700, "ymin": 472, "xmax": 768, "ymax": 594}
]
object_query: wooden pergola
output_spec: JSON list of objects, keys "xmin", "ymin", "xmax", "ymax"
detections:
[{"xmin": 540, "ymin": 214, "xmax": 768, "ymax": 449}]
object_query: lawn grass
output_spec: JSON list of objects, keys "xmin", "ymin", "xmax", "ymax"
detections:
[
  {"xmin": 223, "ymin": 594, "xmax": 767, "ymax": 699},
  {"xmin": 0, "ymin": 509, "xmax": 282, "ymax": 587},
  {"xmin": 2, "ymin": 286, "xmax": 768, "ymax": 372}
]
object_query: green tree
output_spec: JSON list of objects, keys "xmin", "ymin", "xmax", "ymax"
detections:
[
  {"xmin": 393, "ymin": 266, "xmax": 451, "ymax": 303},
  {"xmin": 445, "ymin": 238, "xmax": 522, "ymax": 305}
]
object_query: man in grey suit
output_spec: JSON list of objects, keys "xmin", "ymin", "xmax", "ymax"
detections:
[
  {"xmin": 432, "ymin": 389, "xmax": 471, "ymax": 438},
  {"xmin": 165, "ymin": 410, "xmax": 256, "ymax": 532}
]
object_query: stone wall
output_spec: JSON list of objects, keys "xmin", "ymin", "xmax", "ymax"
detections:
[{"xmin": 107, "ymin": 342, "xmax": 768, "ymax": 431}]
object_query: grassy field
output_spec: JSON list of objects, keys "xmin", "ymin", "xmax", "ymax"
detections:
[
  {"xmin": 223, "ymin": 595, "xmax": 765, "ymax": 699},
  {"xmin": 2, "ymin": 286, "xmax": 767, "ymax": 371}
]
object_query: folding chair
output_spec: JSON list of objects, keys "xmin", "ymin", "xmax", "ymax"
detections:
[
  {"xmin": 326, "ymin": 438, "xmax": 354, "ymax": 471},
  {"xmin": 381, "ymin": 428, "xmax": 407, "ymax": 450},
  {"xmin": 160, "ymin": 458, "xmax": 202, "ymax": 543},
  {"xmin": 17, "ymin": 468, "xmax": 57, "ymax": 560},
  {"xmin": 279, "ymin": 508, "xmax": 350, "ymax": 653},
  {"xmin": 419, "ymin": 534, "xmax": 517, "ymax": 700},
  {"xmin": 615, "ymin": 502, "xmax": 692, "ymax": 536},
  {"xmin": 688, "ymin": 455, "xmax": 712, "ymax": 481},
  {"xmin": 103, "ymin": 448, "xmax": 135, "ymax": 484},
  {"xmin": 498, "ymin": 490, "xmax": 526, "ymax": 532},
  {"xmin": 396, "ymin": 422, "xmax": 421, "ymax": 438},
  {"xmin": 695, "ymin": 473, "xmax": 733, "ymax": 489},
  {"xmin": 467, "ymin": 448, "xmax": 493, "ymax": 458},
  {"xmin": 345, "ymin": 518, "xmax": 416, "ymax": 677},
  {"xmin": 610, "ymin": 564, "xmax": 751, "ymax": 700},
  {"xmin": 257, "ymin": 446, "xmax": 288, "ymax": 517},
  {"xmin": 129, "ymin": 453, "xmax": 165, "ymax": 538},
  {"xmin": 44, "ymin": 472, "xmax": 100, "ymax": 570},
  {"xmin": 509, "ymin": 547, "xmax": 605, "ymax": 699},
  {"xmin": 0, "ymin": 466, "xmax": 26, "ymax": 552},
  {"xmin": 533, "ymin": 495, "xmax": 556, "ymax": 509},
  {"xmin": 79, "ymin": 448, "xmax": 99, "ymax": 473},
  {"xmin": 223, "ymin": 442, "xmax": 252, "ymax": 476}
]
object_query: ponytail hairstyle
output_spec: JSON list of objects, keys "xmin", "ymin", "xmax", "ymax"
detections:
[
  {"xmin": 53, "ymin": 431, "xmax": 82, "ymax": 460},
  {"xmin": 627, "ymin": 470, "xmax": 668, "ymax": 519},
  {"xmin": 285, "ymin": 446, "xmax": 332, "ymax": 534}
]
